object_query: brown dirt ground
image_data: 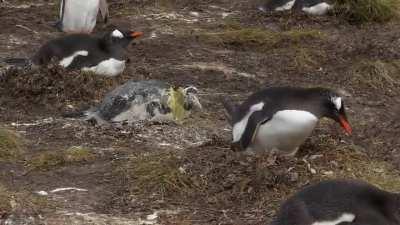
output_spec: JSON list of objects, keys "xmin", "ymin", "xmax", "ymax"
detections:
[{"xmin": 0, "ymin": 0, "xmax": 399, "ymax": 224}]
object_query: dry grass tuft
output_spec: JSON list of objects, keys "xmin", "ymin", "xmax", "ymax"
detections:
[
  {"xmin": 0, "ymin": 128, "xmax": 25, "ymax": 163},
  {"xmin": 334, "ymin": 0, "xmax": 400, "ymax": 23},
  {"xmin": 352, "ymin": 60, "xmax": 400, "ymax": 90}
]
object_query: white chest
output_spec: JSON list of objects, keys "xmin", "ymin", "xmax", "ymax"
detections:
[
  {"xmin": 252, "ymin": 110, "xmax": 318, "ymax": 154},
  {"xmin": 82, "ymin": 58, "xmax": 126, "ymax": 76},
  {"xmin": 302, "ymin": 2, "xmax": 333, "ymax": 16},
  {"xmin": 61, "ymin": 0, "xmax": 100, "ymax": 33},
  {"xmin": 275, "ymin": 0, "xmax": 296, "ymax": 11}
]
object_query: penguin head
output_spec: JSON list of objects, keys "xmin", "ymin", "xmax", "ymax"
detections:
[
  {"xmin": 102, "ymin": 29, "xmax": 143, "ymax": 48},
  {"xmin": 321, "ymin": 91, "xmax": 352, "ymax": 135},
  {"xmin": 183, "ymin": 86, "xmax": 202, "ymax": 111}
]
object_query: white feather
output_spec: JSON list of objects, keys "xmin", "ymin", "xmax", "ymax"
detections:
[
  {"xmin": 232, "ymin": 102, "xmax": 264, "ymax": 142},
  {"xmin": 275, "ymin": 0, "xmax": 296, "ymax": 11},
  {"xmin": 59, "ymin": 50, "xmax": 88, "ymax": 67},
  {"xmin": 252, "ymin": 110, "xmax": 318, "ymax": 154},
  {"xmin": 61, "ymin": 0, "xmax": 100, "ymax": 33},
  {"xmin": 331, "ymin": 97, "xmax": 342, "ymax": 110},
  {"xmin": 111, "ymin": 29, "xmax": 124, "ymax": 38},
  {"xmin": 312, "ymin": 213, "xmax": 355, "ymax": 225},
  {"xmin": 82, "ymin": 58, "xmax": 126, "ymax": 76},
  {"xmin": 302, "ymin": 2, "xmax": 333, "ymax": 16}
]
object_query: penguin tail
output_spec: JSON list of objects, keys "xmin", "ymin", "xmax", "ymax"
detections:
[
  {"xmin": 220, "ymin": 97, "xmax": 238, "ymax": 126},
  {"xmin": 1, "ymin": 57, "xmax": 32, "ymax": 68}
]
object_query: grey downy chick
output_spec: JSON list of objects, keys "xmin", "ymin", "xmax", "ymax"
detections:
[{"xmin": 81, "ymin": 80, "xmax": 202, "ymax": 125}]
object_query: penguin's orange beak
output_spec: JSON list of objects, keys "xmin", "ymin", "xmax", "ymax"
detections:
[
  {"xmin": 130, "ymin": 31, "xmax": 143, "ymax": 38},
  {"xmin": 339, "ymin": 115, "xmax": 352, "ymax": 135}
]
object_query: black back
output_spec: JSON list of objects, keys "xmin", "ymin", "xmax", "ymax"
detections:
[
  {"xmin": 229, "ymin": 87, "xmax": 339, "ymax": 125},
  {"xmin": 31, "ymin": 30, "xmax": 134, "ymax": 68},
  {"xmin": 293, "ymin": 0, "xmax": 327, "ymax": 9},
  {"xmin": 271, "ymin": 179, "xmax": 400, "ymax": 225}
]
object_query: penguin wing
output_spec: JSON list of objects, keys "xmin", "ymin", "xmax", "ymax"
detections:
[
  {"xmin": 238, "ymin": 106, "xmax": 273, "ymax": 150},
  {"xmin": 99, "ymin": 0, "xmax": 109, "ymax": 23},
  {"xmin": 67, "ymin": 54, "xmax": 95, "ymax": 70}
]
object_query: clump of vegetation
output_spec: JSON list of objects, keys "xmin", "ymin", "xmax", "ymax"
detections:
[
  {"xmin": 127, "ymin": 152, "xmax": 197, "ymax": 196},
  {"xmin": 0, "ymin": 185, "xmax": 12, "ymax": 215},
  {"xmin": 199, "ymin": 27, "xmax": 324, "ymax": 51},
  {"xmin": 334, "ymin": 0, "xmax": 400, "ymax": 23},
  {"xmin": 352, "ymin": 60, "xmax": 400, "ymax": 90},
  {"xmin": 0, "ymin": 128, "xmax": 25, "ymax": 163},
  {"xmin": 30, "ymin": 146, "xmax": 95, "ymax": 171}
]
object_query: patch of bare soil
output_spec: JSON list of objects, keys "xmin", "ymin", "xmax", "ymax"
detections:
[{"xmin": 0, "ymin": 0, "xmax": 399, "ymax": 224}]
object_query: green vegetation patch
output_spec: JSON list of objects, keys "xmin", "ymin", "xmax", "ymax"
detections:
[
  {"xmin": 30, "ymin": 146, "xmax": 95, "ymax": 171},
  {"xmin": 199, "ymin": 27, "xmax": 324, "ymax": 51},
  {"xmin": 127, "ymin": 152, "xmax": 197, "ymax": 196},
  {"xmin": 334, "ymin": 0, "xmax": 400, "ymax": 23},
  {"xmin": 0, "ymin": 128, "xmax": 25, "ymax": 162}
]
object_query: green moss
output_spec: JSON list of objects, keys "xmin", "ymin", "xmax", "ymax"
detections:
[
  {"xmin": 0, "ymin": 128, "xmax": 25, "ymax": 162},
  {"xmin": 127, "ymin": 152, "xmax": 195, "ymax": 196},
  {"xmin": 199, "ymin": 27, "xmax": 324, "ymax": 52},
  {"xmin": 353, "ymin": 60, "xmax": 400, "ymax": 89},
  {"xmin": 334, "ymin": 0, "xmax": 399, "ymax": 23},
  {"xmin": 30, "ymin": 146, "xmax": 95, "ymax": 171},
  {"xmin": 64, "ymin": 146, "xmax": 95, "ymax": 163}
]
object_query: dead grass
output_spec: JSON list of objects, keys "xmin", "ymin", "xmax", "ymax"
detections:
[
  {"xmin": 352, "ymin": 60, "xmax": 400, "ymax": 90},
  {"xmin": 0, "ymin": 185, "xmax": 11, "ymax": 217},
  {"xmin": 126, "ymin": 152, "xmax": 197, "ymax": 196},
  {"xmin": 29, "ymin": 146, "xmax": 95, "ymax": 171},
  {"xmin": 334, "ymin": 0, "xmax": 400, "ymax": 23},
  {"xmin": 199, "ymin": 27, "xmax": 324, "ymax": 52},
  {"xmin": 0, "ymin": 128, "xmax": 25, "ymax": 163}
]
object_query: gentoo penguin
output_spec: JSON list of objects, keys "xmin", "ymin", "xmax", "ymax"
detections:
[
  {"xmin": 222, "ymin": 87, "xmax": 352, "ymax": 155},
  {"xmin": 271, "ymin": 179, "xmax": 400, "ymax": 225},
  {"xmin": 259, "ymin": 0, "xmax": 333, "ymax": 16},
  {"xmin": 67, "ymin": 80, "xmax": 202, "ymax": 124},
  {"xmin": 31, "ymin": 29, "xmax": 143, "ymax": 76},
  {"xmin": 56, "ymin": 0, "xmax": 109, "ymax": 33}
]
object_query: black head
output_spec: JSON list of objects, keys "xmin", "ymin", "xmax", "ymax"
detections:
[
  {"xmin": 102, "ymin": 29, "xmax": 143, "ymax": 48},
  {"xmin": 320, "ymin": 90, "xmax": 352, "ymax": 135}
]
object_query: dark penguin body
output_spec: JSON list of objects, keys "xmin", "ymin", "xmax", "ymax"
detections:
[
  {"xmin": 260, "ymin": 0, "xmax": 333, "ymax": 15},
  {"xmin": 271, "ymin": 179, "xmax": 400, "ymax": 225},
  {"xmin": 223, "ymin": 87, "xmax": 352, "ymax": 155},
  {"xmin": 31, "ymin": 29, "xmax": 143, "ymax": 76}
]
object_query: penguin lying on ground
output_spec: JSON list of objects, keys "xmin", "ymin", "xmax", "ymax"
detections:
[
  {"xmin": 56, "ymin": 0, "xmax": 109, "ymax": 33},
  {"xmin": 259, "ymin": 0, "xmax": 333, "ymax": 16},
  {"xmin": 66, "ymin": 80, "xmax": 202, "ymax": 124},
  {"xmin": 222, "ymin": 87, "xmax": 352, "ymax": 155},
  {"xmin": 271, "ymin": 179, "xmax": 400, "ymax": 225},
  {"xmin": 3, "ymin": 29, "xmax": 143, "ymax": 76}
]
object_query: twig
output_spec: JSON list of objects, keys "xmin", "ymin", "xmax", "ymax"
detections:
[{"xmin": 16, "ymin": 24, "xmax": 39, "ymax": 35}]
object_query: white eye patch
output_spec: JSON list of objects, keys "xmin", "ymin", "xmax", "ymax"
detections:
[
  {"xmin": 331, "ymin": 97, "xmax": 342, "ymax": 110},
  {"xmin": 111, "ymin": 29, "xmax": 124, "ymax": 38}
]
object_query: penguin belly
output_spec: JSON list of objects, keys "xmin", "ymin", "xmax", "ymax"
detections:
[
  {"xmin": 61, "ymin": 0, "xmax": 100, "ymax": 33},
  {"xmin": 302, "ymin": 2, "xmax": 332, "ymax": 16},
  {"xmin": 252, "ymin": 110, "xmax": 318, "ymax": 155},
  {"xmin": 82, "ymin": 58, "xmax": 126, "ymax": 76}
]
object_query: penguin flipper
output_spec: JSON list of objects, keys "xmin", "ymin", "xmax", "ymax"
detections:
[{"xmin": 238, "ymin": 107, "xmax": 272, "ymax": 150}]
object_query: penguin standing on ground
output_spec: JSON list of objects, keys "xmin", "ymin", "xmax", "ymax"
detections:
[
  {"xmin": 259, "ymin": 0, "xmax": 333, "ymax": 16},
  {"xmin": 56, "ymin": 0, "xmax": 109, "ymax": 33},
  {"xmin": 223, "ymin": 87, "xmax": 352, "ymax": 155},
  {"xmin": 271, "ymin": 179, "xmax": 400, "ymax": 225},
  {"xmin": 2, "ymin": 29, "xmax": 142, "ymax": 76}
]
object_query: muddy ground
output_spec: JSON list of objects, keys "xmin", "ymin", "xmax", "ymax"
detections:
[{"xmin": 0, "ymin": 0, "xmax": 399, "ymax": 224}]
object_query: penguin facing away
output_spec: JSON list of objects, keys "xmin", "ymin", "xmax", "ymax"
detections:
[
  {"xmin": 57, "ymin": 0, "xmax": 109, "ymax": 33},
  {"xmin": 271, "ymin": 179, "xmax": 400, "ymax": 225},
  {"xmin": 31, "ymin": 29, "xmax": 143, "ymax": 76},
  {"xmin": 222, "ymin": 87, "xmax": 352, "ymax": 155},
  {"xmin": 76, "ymin": 80, "xmax": 202, "ymax": 124}
]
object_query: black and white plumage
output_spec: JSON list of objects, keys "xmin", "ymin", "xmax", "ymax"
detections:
[
  {"xmin": 223, "ymin": 87, "xmax": 352, "ymax": 155},
  {"xmin": 271, "ymin": 179, "xmax": 400, "ymax": 225},
  {"xmin": 81, "ymin": 80, "xmax": 202, "ymax": 124},
  {"xmin": 56, "ymin": 0, "xmax": 109, "ymax": 33},
  {"xmin": 259, "ymin": 0, "xmax": 333, "ymax": 16},
  {"xmin": 30, "ymin": 29, "xmax": 142, "ymax": 76}
]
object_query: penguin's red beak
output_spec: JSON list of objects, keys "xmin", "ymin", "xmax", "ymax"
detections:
[
  {"xmin": 130, "ymin": 31, "xmax": 143, "ymax": 38},
  {"xmin": 339, "ymin": 115, "xmax": 352, "ymax": 135}
]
